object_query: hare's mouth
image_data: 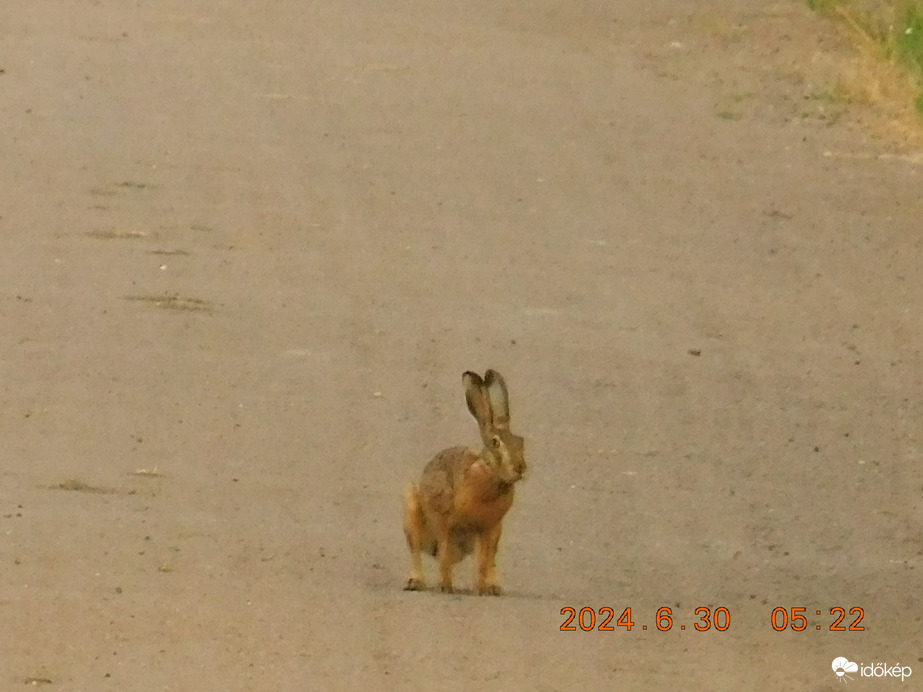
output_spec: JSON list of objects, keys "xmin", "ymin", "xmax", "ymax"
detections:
[{"xmin": 497, "ymin": 475, "xmax": 520, "ymax": 492}]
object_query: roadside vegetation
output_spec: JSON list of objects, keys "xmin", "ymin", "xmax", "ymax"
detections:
[{"xmin": 808, "ymin": 0, "xmax": 923, "ymax": 139}]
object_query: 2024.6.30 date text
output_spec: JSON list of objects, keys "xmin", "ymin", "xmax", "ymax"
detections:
[{"xmin": 560, "ymin": 606, "xmax": 730, "ymax": 632}]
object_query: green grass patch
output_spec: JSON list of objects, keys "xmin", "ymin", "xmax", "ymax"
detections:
[{"xmin": 895, "ymin": 3, "xmax": 923, "ymax": 98}]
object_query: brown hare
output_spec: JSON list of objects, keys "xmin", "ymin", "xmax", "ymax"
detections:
[{"xmin": 403, "ymin": 369, "xmax": 526, "ymax": 595}]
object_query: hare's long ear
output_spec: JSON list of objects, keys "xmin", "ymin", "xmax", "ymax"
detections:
[
  {"xmin": 484, "ymin": 369, "xmax": 510, "ymax": 429},
  {"xmin": 463, "ymin": 371, "xmax": 493, "ymax": 428}
]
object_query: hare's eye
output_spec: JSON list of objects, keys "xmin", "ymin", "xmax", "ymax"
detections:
[{"xmin": 489, "ymin": 435, "xmax": 501, "ymax": 449}]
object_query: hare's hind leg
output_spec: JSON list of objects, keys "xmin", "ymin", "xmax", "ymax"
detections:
[
  {"xmin": 435, "ymin": 525, "xmax": 455, "ymax": 593},
  {"xmin": 476, "ymin": 522, "xmax": 504, "ymax": 596},
  {"xmin": 403, "ymin": 484, "xmax": 426, "ymax": 591}
]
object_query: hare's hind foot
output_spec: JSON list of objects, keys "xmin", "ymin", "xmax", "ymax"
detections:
[{"xmin": 404, "ymin": 576, "xmax": 426, "ymax": 592}]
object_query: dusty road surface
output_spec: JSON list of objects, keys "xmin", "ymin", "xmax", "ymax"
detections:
[{"xmin": 2, "ymin": 0, "xmax": 921, "ymax": 689}]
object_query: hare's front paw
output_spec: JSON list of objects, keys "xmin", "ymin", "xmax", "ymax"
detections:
[
  {"xmin": 404, "ymin": 577, "xmax": 426, "ymax": 592},
  {"xmin": 438, "ymin": 583, "xmax": 455, "ymax": 594},
  {"xmin": 478, "ymin": 583, "xmax": 503, "ymax": 596}
]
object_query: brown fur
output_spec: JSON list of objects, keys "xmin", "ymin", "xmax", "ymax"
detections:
[{"xmin": 403, "ymin": 370, "xmax": 526, "ymax": 595}]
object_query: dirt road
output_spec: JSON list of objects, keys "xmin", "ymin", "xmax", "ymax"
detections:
[{"xmin": 2, "ymin": 1, "xmax": 920, "ymax": 689}]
